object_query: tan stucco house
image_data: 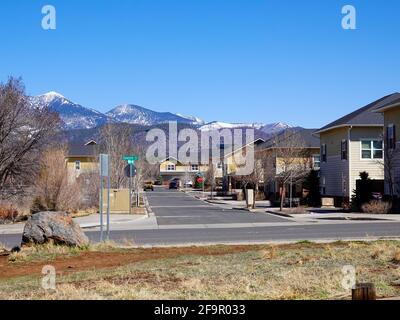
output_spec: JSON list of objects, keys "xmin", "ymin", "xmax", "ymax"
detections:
[{"xmin": 314, "ymin": 94, "xmax": 400, "ymax": 205}]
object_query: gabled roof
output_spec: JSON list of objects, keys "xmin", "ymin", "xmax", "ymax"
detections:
[
  {"xmin": 223, "ymin": 138, "xmax": 266, "ymax": 158},
  {"xmin": 259, "ymin": 128, "xmax": 320, "ymax": 149},
  {"xmin": 67, "ymin": 143, "xmax": 98, "ymax": 158},
  {"xmin": 374, "ymin": 95, "xmax": 400, "ymax": 113},
  {"xmin": 315, "ymin": 93, "xmax": 400, "ymax": 134}
]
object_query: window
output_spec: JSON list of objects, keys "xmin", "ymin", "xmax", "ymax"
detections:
[
  {"xmin": 167, "ymin": 164, "xmax": 175, "ymax": 171},
  {"xmin": 321, "ymin": 144, "xmax": 327, "ymax": 162},
  {"xmin": 341, "ymin": 140, "xmax": 348, "ymax": 160},
  {"xmin": 387, "ymin": 124, "xmax": 396, "ymax": 150},
  {"xmin": 75, "ymin": 161, "xmax": 81, "ymax": 170},
  {"xmin": 217, "ymin": 162, "xmax": 223, "ymax": 169},
  {"xmin": 361, "ymin": 140, "xmax": 383, "ymax": 159},
  {"xmin": 191, "ymin": 164, "xmax": 199, "ymax": 171},
  {"xmin": 312, "ymin": 155, "xmax": 321, "ymax": 169}
]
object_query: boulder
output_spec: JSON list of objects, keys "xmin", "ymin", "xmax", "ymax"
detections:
[{"xmin": 22, "ymin": 211, "xmax": 89, "ymax": 247}]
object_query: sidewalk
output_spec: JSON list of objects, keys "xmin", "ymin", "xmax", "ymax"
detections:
[{"xmin": 0, "ymin": 214, "xmax": 151, "ymax": 235}]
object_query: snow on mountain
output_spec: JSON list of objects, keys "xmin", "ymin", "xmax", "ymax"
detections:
[
  {"xmin": 175, "ymin": 113, "xmax": 205, "ymax": 125},
  {"xmin": 29, "ymin": 92, "xmax": 293, "ymax": 133},
  {"xmin": 260, "ymin": 122, "xmax": 292, "ymax": 135},
  {"xmin": 30, "ymin": 92, "xmax": 112, "ymax": 130},
  {"xmin": 199, "ymin": 121, "xmax": 265, "ymax": 131},
  {"xmin": 106, "ymin": 104, "xmax": 202, "ymax": 126}
]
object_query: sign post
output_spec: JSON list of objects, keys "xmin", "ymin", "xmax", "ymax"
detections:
[
  {"xmin": 123, "ymin": 155, "xmax": 138, "ymax": 214},
  {"xmin": 99, "ymin": 154, "xmax": 109, "ymax": 242}
]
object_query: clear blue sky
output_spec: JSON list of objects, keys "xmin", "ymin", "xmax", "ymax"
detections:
[{"xmin": 1, "ymin": 0, "xmax": 399, "ymax": 128}]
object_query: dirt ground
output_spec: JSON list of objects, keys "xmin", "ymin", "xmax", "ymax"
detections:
[
  {"xmin": 2, "ymin": 241, "xmax": 400, "ymax": 300},
  {"xmin": 0, "ymin": 244, "xmax": 269, "ymax": 279}
]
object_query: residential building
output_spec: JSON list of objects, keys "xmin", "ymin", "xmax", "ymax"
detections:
[
  {"xmin": 373, "ymin": 93, "xmax": 400, "ymax": 197},
  {"xmin": 66, "ymin": 140, "xmax": 99, "ymax": 181},
  {"xmin": 158, "ymin": 157, "xmax": 209, "ymax": 185},
  {"xmin": 314, "ymin": 94, "xmax": 400, "ymax": 205},
  {"xmin": 256, "ymin": 128, "xmax": 320, "ymax": 201}
]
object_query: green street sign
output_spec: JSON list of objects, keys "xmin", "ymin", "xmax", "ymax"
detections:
[{"xmin": 123, "ymin": 155, "xmax": 138, "ymax": 165}]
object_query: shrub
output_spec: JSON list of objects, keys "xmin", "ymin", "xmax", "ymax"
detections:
[
  {"xmin": 361, "ymin": 200, "xmax": 391, "ymax": 214},
  {"xmin": 0, "ymin": 205, "xmax": 20, "ymax": 223}
]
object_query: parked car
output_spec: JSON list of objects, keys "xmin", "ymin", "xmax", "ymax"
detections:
[
  {"xmin": 184, "ymin": 180, "xmax": 193, "ymax": 188},
  {"xmin": 154, "ymin": 179, "xmax": 162, "ymax": 185},
  {"xmin": 144, "ymin": 181, "xmax": 154, "ymax": 191},
  {"xmin": 169, "ymin": 180, "xmax": 179, "ymax": 189}
]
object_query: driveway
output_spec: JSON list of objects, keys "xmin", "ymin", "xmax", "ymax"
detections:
[{"xmin": 146, "ymin": 187, "xmax": 289, "ymax": 225}]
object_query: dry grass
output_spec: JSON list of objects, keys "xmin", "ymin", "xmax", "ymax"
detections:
[{"xmin": 1, "ymin": 241, "xmax": 400, "ymax": 300}]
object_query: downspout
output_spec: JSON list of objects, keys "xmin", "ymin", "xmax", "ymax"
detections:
[{"xmin": 348, "ymin": 126, "xmax": 353, "ymax": 202}]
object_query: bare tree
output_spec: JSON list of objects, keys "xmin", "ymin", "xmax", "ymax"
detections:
[
  {"xmin": 34, "ymin": 146, "xmax": 82, "ymax": 212},
  {"xmin": 262, "ymin": 130, "xmax": 312, "ymax": 211},
  {"xmin": 235, "ymin": 152, "xmax": 265, "ymax": 208},
  {"xmin": 100, "ymin": 123, "xmax": 134, "ymax": 189},
  {"xmin": 378, "ymin": 147, "xmax": 400, "ymax": 200},
  {"xmin": 0, "ymin": 77, "xmax": 60, "ymax": 197}
]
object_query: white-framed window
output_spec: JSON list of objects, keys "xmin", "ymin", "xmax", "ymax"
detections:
[
  {"xmin": 341, "ymin": 140, "xmax": 348, "ymax": 160},
  {"xmin": 75, "ymin": 161, "xmax": 81, "ymax": 170},
  {"xmin": 361, "ymin": 139, "xmax": 383, "ymax": 159},
  {"xmin": 167, "ymin": 164, "xmax": 176, "ymax": 171},
  {"xmin": 191, "ymin": 164, "xmax": 199, "ymax": 171},
  {"xmin": 321, "ymin": 144, "xmax": 327, "ymax": 162},
  {"xmin": 312, "ymin": 154, "xmax": 321, "ymax": 169}
]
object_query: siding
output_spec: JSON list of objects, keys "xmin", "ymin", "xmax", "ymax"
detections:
[
  {"xmin": 349, "ymin": 127, "xmax": 384, "ymax": 196},
  {"xmin": 320, "ymin": 128, "xmax": 349, "ymax": 197},
  {"xmin": 320, "ymin": 126, "xmax": 384, "ymax": 198}
]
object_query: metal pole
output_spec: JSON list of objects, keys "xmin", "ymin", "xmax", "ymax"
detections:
[
  {"xmin": 100, "ymin": 176, "xmax": 103, "ymax": 242},
  {"xmin": 290, "ymin": 173, "xmax": 293, "ymax": 208},
  {"xmin": 106, "ymin": 174, "xmax": 110, "ymax": 240},
  {"xmin": 129, "ymin": 163, "xmax": 132, "ymax": 215}
]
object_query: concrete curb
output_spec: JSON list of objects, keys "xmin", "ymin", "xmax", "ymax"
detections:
[
  {"xmin": 266, "ymin": 210, "xmax": 294, "ymax": 218},
  {"xmin": 143, "ymin": 193, "xmax": 154, "ymax": 217}
]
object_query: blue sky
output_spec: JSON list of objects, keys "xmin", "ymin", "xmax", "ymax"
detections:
[{"xmin": 0, "ymin": 0, "xmax": 399, "ymax": 128}]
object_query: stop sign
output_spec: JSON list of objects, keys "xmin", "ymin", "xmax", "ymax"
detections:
[{"xmin": 197, "ymin": 177, "xmax": 203, "ymax": 184}]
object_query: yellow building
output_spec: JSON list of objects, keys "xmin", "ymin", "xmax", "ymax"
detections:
[
  {"xmin": 66, "ymin": 140, "xmax": 99, "ymax": 181},
  {"xmin": 159, "ymin": 157, "xmax": 209, "ymax": 185},
  {"xmin": 374, "ymin": 93, "xmax": 400, "ymax": 197}
]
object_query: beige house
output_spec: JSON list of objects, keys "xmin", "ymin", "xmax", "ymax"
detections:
[
  {"xmin": 373, "ymin": 93, "xmax": 400, "ymax": 197},
  {"xmin": 314, "ymin": 94, "xmax": 400, "ymax": 205},
  {"xmin": 256, "ymin": 129, "xmax": 320, "ymax": 200}
]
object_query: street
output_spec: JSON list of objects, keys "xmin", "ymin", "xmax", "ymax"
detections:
[
  {"xmin": 1, "ymin": 186, "xmax": 400, "ymax": 248},
  {"xmin": 146, "ymin": 187, "xmax": 288, "ymax": 225}
]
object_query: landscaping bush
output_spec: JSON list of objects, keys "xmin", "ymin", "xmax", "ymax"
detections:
[
  {"xmin": 361, "ymin": 200, "xmax": 392, "ymax": 214},
  {"xmin": 0, "ymin": 204, "xmax": 27, "ymax": 223}
]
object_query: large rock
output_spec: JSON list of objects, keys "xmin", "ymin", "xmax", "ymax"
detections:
[{"xmin": 22, "ymin": 212, "xmax": 89, "ymax": 247}]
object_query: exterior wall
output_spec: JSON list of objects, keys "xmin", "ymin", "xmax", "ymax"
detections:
[
  {"xmin": 320, "ymin": 128, "xmax": 349, "ymax": 198},
  {"xmin": 349, "ymin": 127, "xmax": 384, "ymax": 195},
  {"xmin": 159, "ymin": 159, "xmax": 210, "ymax": 184},
  {"xmin": 67, "ymin": 157, "xmax": 98, "ymax": 180},
  {"xmin": 383, "ymin": 108, "xmax": 400, "ymax": 196},
  {"xmin": 319, "ymin": 126, "xmax": 384, "ymax": 200}
]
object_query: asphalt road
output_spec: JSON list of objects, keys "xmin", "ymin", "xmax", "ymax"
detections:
[
  {"xmin": 146, "ymin": 187, "xmax": 288, "ymax": 225},
  {"xmin": 2, "ymin": 187, "xmax": 400, "ymax": 248},
  {"xmin": 2, "ymin": 222, "xmax": 400, "ymax": 248}
]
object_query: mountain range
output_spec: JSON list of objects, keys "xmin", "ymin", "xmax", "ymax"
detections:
[{"xmin": 29, "ymin": 92, "xmax": 291, "ymax": 135}]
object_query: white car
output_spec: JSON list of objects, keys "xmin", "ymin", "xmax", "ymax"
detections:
[{"xmin": 184, "ymin": 181, "xmax": 193, "ymax": 188}]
